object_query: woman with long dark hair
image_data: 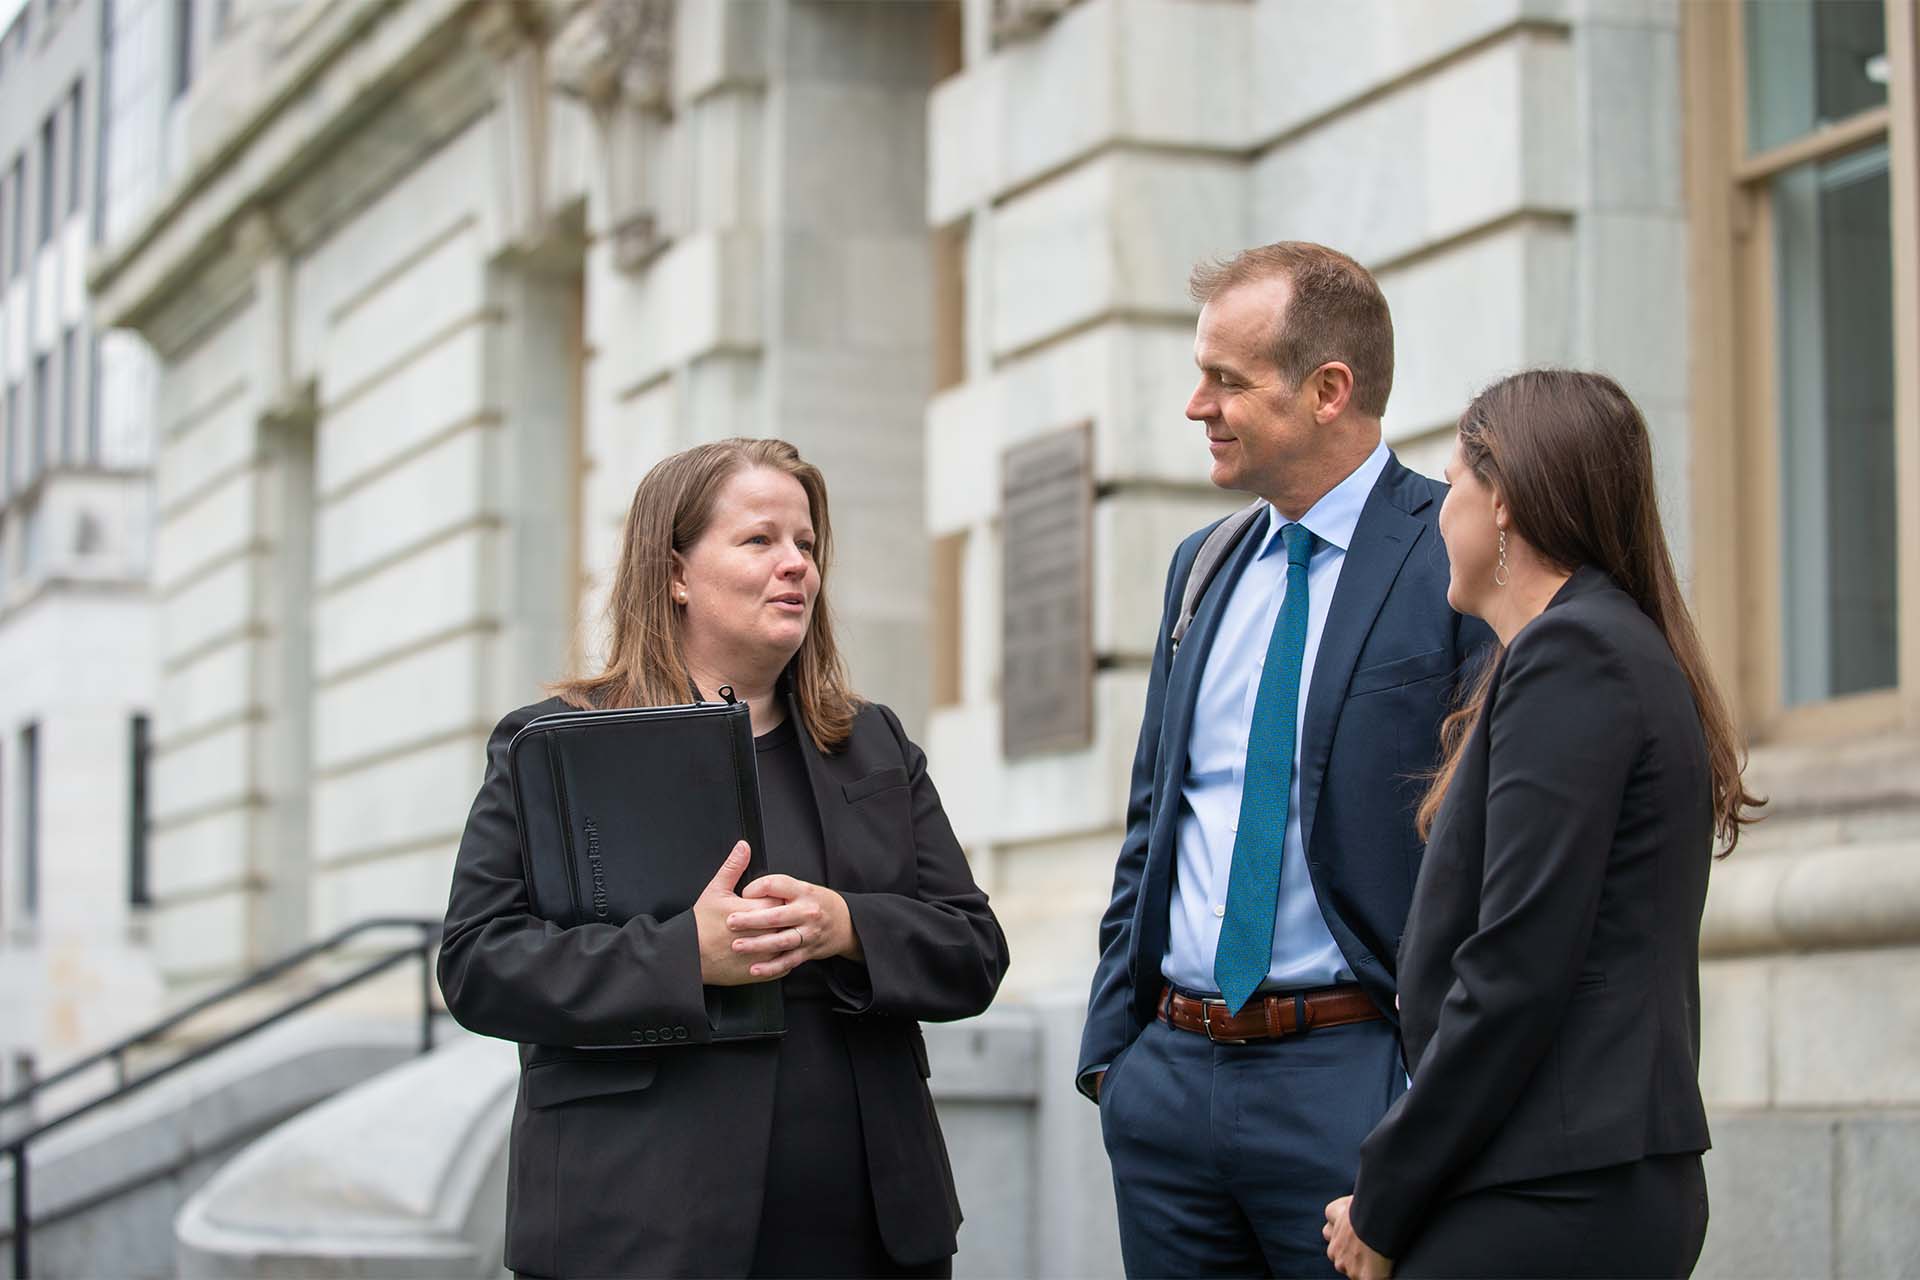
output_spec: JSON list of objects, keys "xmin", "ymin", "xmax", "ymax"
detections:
[
  {"xmin": 1323, "ymin": 370, "xmax": 1762, "ymax": 1278},
  {"xmin": 439, "ymin": 438, "xmax": 1008, "ymax": 1278}
]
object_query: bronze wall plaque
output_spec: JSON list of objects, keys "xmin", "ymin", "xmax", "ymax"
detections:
[{"xmin": 1001, "ymin": 422, "xmax": 1094, "ymax": 757}]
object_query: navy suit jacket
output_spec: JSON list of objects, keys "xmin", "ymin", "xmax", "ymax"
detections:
[{"xmin": 1078, "ymin": 453, "xmax": 1493, "ymax": 1096}]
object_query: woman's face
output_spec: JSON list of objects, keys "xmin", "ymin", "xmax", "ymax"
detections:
[
  {"xmin": 1438, "ymin": 435, "xmax": 1500, "ymax": 619},
  {"xmin": 674, "ymin": 466, "xmax": 822, "ymax": 680}
]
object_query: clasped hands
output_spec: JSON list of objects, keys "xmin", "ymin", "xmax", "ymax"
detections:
[
  {"xmin": 694, "ymin": 842, "xmax": 863, "ymax": 985},
  {"xmin": 1323, "ymin": 1196, "xmax": 1393, "ymax": 1280}
]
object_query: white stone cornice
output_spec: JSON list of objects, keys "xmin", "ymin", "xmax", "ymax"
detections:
[{"xmin": 88, "ymin": 0, "xmax": 481, "ymax": 346}]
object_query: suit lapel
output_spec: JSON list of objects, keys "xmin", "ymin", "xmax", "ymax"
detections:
[{"xmin": 1296, "ymin": 463, "xmax": 1426, "ymax": 860}]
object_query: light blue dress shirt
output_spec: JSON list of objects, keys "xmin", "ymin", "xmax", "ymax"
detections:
[{"xmin": 1162, "ymin": 440, "xmax": 1392, "ymax": 995}]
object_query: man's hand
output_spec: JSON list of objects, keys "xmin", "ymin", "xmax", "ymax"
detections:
[
  {"xmin": 693, "ymin": 843, "xmax": 777, "ymax": 985},
  {"xmin": 1324, "ymin": 1196, "xmax": 1393, "ymax": 1280},
  {"xmin": 725, "ymin": 873, "xmax": 863, "ymax": 978},
  {"xmin": 1092, "ymin": 1069, "xmax": 1106, "ymax": 1100}
]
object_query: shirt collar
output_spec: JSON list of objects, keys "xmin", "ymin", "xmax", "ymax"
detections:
[{"xmin": 1255, "ymin": 439, "xmax": 1392, "ymax": 559}]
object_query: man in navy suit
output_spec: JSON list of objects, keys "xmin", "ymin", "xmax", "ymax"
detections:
[{"xmin": 1079, "ymin": 242, "xmax": 1491, "ymax": 1277}]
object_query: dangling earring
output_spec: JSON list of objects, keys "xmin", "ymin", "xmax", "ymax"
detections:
[{"xmin": 1494, "ymin": 528, "xmax": 1510, "ymax": 588}]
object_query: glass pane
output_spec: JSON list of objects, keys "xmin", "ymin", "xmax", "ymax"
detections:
[
  {"xmin": 1772, "ymin": 144, "xmax": 1898, "ymax": 706},
  {"xmin": 1746, "ymin": 0, "xmax": 1888, "ymax": 153}
]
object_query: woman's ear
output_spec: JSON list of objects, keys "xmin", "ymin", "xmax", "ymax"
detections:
[{"xmin": 670, "ymin": 551, "xmax": 689, "ymax": 605}]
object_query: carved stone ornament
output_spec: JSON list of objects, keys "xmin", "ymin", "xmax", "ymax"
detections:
[
  {"xmin": 549, "ymin": 0, "xmax": 674, "ymax": 111},
  {"xmin": 992, "ymin": 0, "xmax": 1076, "ymax": 44}
]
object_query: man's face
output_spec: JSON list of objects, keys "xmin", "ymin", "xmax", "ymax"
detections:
[{"xmin": 1184, "ymin": 277, "xmax": 1317, "ymax": 497}]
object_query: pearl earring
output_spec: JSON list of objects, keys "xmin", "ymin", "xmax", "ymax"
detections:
[{"xmin": 1494, "ymin": 529, "xmax": 1510, "ymax": 588}]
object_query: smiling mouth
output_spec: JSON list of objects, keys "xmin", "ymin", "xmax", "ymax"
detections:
[{"xmin": 770, "ymin": 594, "xmax": 806, "ymax": 608}]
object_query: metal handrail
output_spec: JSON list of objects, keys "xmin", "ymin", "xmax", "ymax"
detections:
[{"xmin": 2, "ymin": 916, "xmax": 442, "ymax": 1279}]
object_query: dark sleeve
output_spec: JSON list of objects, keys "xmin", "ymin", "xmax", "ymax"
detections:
[
  {"xmin": 823, "ymin": 704, "xmax": 1010, "ymax": 1022},
  {"xmin": 1349, "ymin": 613, "xmax": 1637, "ymax": 1257},
  {"xmin": 1074, "ymin": 542, "xmax": 1184, "ymax": 1100},
  {"xmin": 436, "ymin": 705, "xmax": 714, "ymax": 1047}
]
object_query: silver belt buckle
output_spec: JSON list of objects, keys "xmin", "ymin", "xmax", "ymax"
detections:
[{"xmin": 1200, "ymin": 997, "xmax": 1252, "ymax": 1045}]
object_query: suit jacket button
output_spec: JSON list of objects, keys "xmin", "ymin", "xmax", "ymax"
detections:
[
  {"xmin": 644, "ymin": 1029, "xmax": 659, "ymax": 1043},
  {"xmin": 630, "ymin": 1031, "xmax": 645, "ymax": 1043},
  {"xmin": 674, "ymin": 1026, "xmax": 688, "ymax": 1039}
]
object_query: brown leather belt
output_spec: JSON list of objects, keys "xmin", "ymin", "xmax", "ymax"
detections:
[{"xmin": 1157, "ymin": 983, "xmax": 1382, "ymax": 1044}]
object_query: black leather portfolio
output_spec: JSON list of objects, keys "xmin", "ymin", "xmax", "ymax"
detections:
[{"xmin": 507, "ymin": 695, "xmax": 784, "ymax": 1043}]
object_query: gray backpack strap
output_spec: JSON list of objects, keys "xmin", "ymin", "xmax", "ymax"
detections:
[{"xmin": 1170, "ymin": 500, "xmax": 1266, "ymax": 654}]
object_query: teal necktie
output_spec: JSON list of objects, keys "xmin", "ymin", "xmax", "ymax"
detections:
[{"xmin": 1214, "ymin": 521, "xmax": 1316, "ymax": 1014}]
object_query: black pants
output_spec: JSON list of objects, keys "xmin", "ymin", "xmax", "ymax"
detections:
[{"xmin": 1397, "ymin": 1153, "xmax": 1708, "ymax": 1279}]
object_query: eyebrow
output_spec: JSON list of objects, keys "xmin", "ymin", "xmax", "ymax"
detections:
[{"xmin": 740, "ymin": 518, "xmax": 816, "ymax": 538}]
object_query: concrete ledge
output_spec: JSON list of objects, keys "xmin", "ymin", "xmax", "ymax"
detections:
[
  {"xmin": 174, "ymin": 1034, "xmax": 516, "ymax": 1280},
  {"xmin": 1744, "ymin": 731, "xmax": 1920, "ymax": 816},
  {"xmin": 0, "ymin": 1016, "xmax": 428, "ymax": 1277}
]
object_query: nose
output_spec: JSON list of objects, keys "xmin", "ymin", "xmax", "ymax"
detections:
[
  {"xmin": 777, "ymin": 543, "xmax": 809, "ymax": 579},
  {"xmin": 1185, "ymin": 379, "xmax": 1213, "ymax": 422}
]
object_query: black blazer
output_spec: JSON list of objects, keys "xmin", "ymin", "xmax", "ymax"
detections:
[
  {"xmin": 1350, "ymin": 566, "xmax": 1714, "ymax": 1258},
  {"xmin": 438, "ymin": 693, "xmax": 1009, "ymax": 1278},
  {"xmin": 1078, "ymin": 455, "xmax": 1493, "ymax": 1093}
]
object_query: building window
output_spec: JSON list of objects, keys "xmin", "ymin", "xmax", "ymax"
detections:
[
  {"xmin": 1689, "ymin": 0, "xmax": 1917, "ymax": 739},
  {"xmin": 67, "ymin": 79, "xmax": 83, "ymax": 218},
  {"xmin": 129, "ymin": 715, "xmax": 150, "ymax": 907},
  {"xmin": 19, "ymin": 723, "xmax": 39, "ymax": 920},
  {"xmin": 6, "ymin": 154, "xmax": 22, "ymax": 279},
  {"xmin": 60, "ymin": 327, "xmax": 76, "ymax": 464},
  {"xmin": 31, "ymin": 353, "xmax": 49, "ymax": 483},
  {"xmin": 3, "ymin": 382, "xmax": 16, "ymax": 501},
  {"xmin": 94, "ymin": 0, "xmax": 112, "ymax": 245},
  {"xmin": 172, "ymin": 0, "xmax": 194, "ymax": 100},
  {"xmin": 87, "ymin": 333, "xmax": 102, "ymax": 463},
  {"xmin": 38, "ymin": 112, "xmax": 56, "ymax": 249},
  {"xmin": 1774, "ymin": 142, "xmax": 1897, "ymax": 705}
]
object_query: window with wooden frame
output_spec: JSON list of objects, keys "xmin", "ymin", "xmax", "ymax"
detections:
[{"xmin": 1686, "ymin": 0, "xmax": 1920, "ymax": 742}]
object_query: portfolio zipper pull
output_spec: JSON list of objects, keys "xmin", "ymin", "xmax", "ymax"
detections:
[{"xmin": 718, "ymin": 685, "xmax": 737, "ymax": 704}]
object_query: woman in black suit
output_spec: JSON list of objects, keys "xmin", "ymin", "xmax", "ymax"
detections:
[
  {"xmin": 1323, "ymin": 371, "xmax": 1761, "ymax": 1279},
  {"xmin": 438, "ymin": 438, "xmax": 1009, "ymax": 1279}
]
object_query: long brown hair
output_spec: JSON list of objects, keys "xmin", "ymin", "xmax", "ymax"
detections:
[
  {"xmin": 1416, "ymin": 370, "xmax": 1763, "ymax": 854},
  {"xmin": 553, "ymin": 438, "xmax": 860, "ymax": 753}
]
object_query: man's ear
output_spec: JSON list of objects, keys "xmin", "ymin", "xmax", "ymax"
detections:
[{"xmin": 1312, "ymin": 362, "xmax": 1355, "ymax": 423}]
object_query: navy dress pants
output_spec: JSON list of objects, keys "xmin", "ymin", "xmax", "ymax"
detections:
[{"xmin": 1100, "ymin": 1014, "xmax": 1406, "ymax": 1279}]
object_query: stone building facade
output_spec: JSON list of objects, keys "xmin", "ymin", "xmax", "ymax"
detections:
[
  {"xmin": 0, "ymin": 0, "xmax": 163, "ymax": 1098},
  {"xmin": 75, "ymin": 0, "xmax": 1920, "ymax": 1273},
  {"xmin": 92, "ymin": 0, "xmax": 947, "ymax": 987}
]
